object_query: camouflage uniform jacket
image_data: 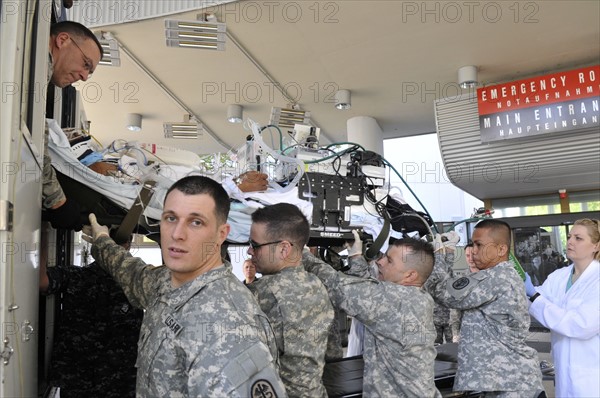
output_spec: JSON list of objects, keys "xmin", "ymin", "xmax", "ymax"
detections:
[
  {"xmin": 431, "ymin": 255, "xmax": 453, "ymax": 327},
  {"xmin": 427, "ymin": 259, "xmax": 544, "ymax": 392},
  {"xmin": 46, "ymin": 262, "xmax": 143, "ymax": 398},
  {"xmin": 92, "ymin": 236, "xmax": 288, "ymax": 398},
  {"xmin": 304, "ymin": 252, "xmax": 442, "ymax": 398},
  {"xmin": 43, "ymin": 51, "xmax": 66, "ymax": 209},
  {"xmin": 425, "ymin": 254, "xmax": 461, "ymax": 345},
  {"xmin": 249, "ymin": 266, "xmax": 333, "ymax": 397}
]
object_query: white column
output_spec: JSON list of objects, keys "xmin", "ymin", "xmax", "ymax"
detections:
[{"xmin": 346, "ymin": 116, "xmax": 384, "ymax": 155}]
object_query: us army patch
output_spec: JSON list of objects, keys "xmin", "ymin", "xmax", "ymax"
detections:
[
  {"xmin": 452, "ymin": 277, "xmax": 470, "ymax": 290},
  {"xmin": 163, "ymin": 314, "xmax": 183, "ymax": 336},
  {"xmin": 251, "ymin": 379, "xmax": 277, "ymax": 398}
]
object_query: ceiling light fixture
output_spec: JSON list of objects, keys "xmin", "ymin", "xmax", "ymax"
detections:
[
  {"xmin": 164, "ymin": 115, "xmax": 201, "ymax": 139},
  {"xmin": 96, "ymin": 32, "xmax": 120, "ymax": 67},
  {"xmin": 270, "ymin": 107, "xmax": 311, "ymax": 129},
  {"xmin": 227, "ymin": 104, "xmax": 243, "ymax": 123},
  {"xmin": 164, "ymin": 123, "xmax": 200, "ymax": 139},
  {"xmin": 165, "ymin": 19, "xmax": 226, "ymax": 51},
  {"xmin": 335, "ymin": 89, "xmax": 351, "ymax": 110},
  {"xmin": 458, "ymin": 65, "xmax": 478, "ymax": 89},
  {"xmin": 126, "ymin": 113, "xmax": 142, "ymax": 131}
]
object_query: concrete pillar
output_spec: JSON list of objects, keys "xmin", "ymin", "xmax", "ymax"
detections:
[{"xmin": 346, "ymin": 116, "xmax": 384, "ymax": 155}]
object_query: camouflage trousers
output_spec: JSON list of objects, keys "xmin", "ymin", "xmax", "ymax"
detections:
[{"xmin": 434, "ymin": 323, "xmax": 453, "ymax": 344}]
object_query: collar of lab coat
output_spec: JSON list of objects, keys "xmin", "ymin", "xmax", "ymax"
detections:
[{"xmin": 570, "ymin": 259, "xmax": 599, "ymax": 292}]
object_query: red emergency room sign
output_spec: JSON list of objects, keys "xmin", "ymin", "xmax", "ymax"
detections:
[{"xmin": 477, "ymin": 65, "xmax": 600, "ymax": 142}]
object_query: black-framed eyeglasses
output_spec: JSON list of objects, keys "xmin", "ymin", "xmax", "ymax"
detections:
[
  {"xmin": 70, "ymin": 36, "xmax": 95, "ymax": 77},
  {"xmin": 249, "ymin": 239, "xmax": 292, "ymax": 250}
]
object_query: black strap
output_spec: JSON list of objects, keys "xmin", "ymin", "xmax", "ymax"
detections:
[
  {"xmin": 364, "ymin": 209, "xmax": 391, "ymax": 261},
  {"xmin": 114, "ymin": 180, "xmax": 156, "ymax": 244},
  {"xmin": 529, "ymin": 292, "xmax": 541, "ymax": 303}
]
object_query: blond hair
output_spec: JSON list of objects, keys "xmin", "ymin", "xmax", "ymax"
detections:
[{"xmin": 574, "ymin": 218, "xmax": 600, "ymax": 260}]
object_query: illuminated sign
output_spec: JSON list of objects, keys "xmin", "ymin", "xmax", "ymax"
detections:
[{"xmin": 477, "ymin": 65, "xmax": 599, "ymax": 142}]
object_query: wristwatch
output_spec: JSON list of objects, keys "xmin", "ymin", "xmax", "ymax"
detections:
[{"xmin": 529, "ymin": 292, "xmax": 541, "ymax": 303}]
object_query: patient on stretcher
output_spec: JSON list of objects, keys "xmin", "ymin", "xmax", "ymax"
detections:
[
  {"xmin": 65, "ymin": 126, "xmax": 269, "ymax": 193},
  {"xmin": 46, "ymin": 119, "xmax": 313, "ymax": 243}
]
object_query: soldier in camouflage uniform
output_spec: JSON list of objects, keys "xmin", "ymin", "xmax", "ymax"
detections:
[
  {"xmin": 304, "ymin": 232, "xmax": 442, "ymax": 397},
  {"xmin": 431, "ymin": 232, "xmax": 460, "ymax": 344},
  {"xmin": 242, "ymin": 258, "xmax": 260, "ymax": 286},
  {"xmin": 433, "ymin": 275, "xmax": 453, "ymax": 343},
  {"xmin": 40, "ymin": 229, "xmax": 142, "ymax": 397},
  {"xmin": 83, "ymin": 176, "xmax": 287, "ymax": 397},
  {"xmin": 43, "ymin": 21, "xmax": 103, "ymax": 230},
  {"xmin": 426, "ymin": 219, "xmax": 545, "ymax": 397},
  {"xmin": 247, "ymin": 203, "xmax": 334, "ymax": 397},
  {"xmin": 448, "ymin": 242, "xmax": 477, "ymax": 342}
]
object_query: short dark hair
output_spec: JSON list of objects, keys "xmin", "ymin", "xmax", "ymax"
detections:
[
  {"xmin": 51, "ymin": 21, "xmax": 103, "ymax": 58},
  {"xmin": 165, "ymin": 176, "xmax": 230, "ymax": 224},
  {"xmin": 251, "ymin": 203, "xmax": 309, "ymax": 247},
  {"xmin": 474, "ymin": 219, "xmax": 511, "ymax": 246},
  {"xmin": 390, "ymin": 237, "xmax": 435, "ymax": 279},
  {"xmin": 465, "ymin": 241, "xmax": 474, "ymax": 248}
]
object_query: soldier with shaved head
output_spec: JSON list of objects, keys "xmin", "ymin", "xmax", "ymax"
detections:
[{"xmin": 426, "ymin": 219, "xmax": 545, "ymax": 397}]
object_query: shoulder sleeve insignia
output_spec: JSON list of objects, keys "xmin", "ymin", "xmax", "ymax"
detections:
[
  {"xmin": 250, "ymin": 379, "xmax": 277, "ymax": 398},
  {"xmin": 251, "ymin": 379, "xmax": 277, "ymax": 398},
  {"xmin": 452, "ymin": 277, "xmax": 470, "ymax": 290}
]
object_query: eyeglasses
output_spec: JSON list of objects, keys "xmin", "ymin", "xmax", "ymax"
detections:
[
  {"xmin": 249, "ymin": 239, "xmax": 293, "ymax": 250},
  {"xmin": 70, "ymin": 37, "xmax": 95, "ymax": 77}
]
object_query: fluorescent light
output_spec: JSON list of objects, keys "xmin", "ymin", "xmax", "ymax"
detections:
[
  {"xmin": 166, "ymin": 40, "xmax": 225, "ymax": 50},
  {"xmin": 96, "ymin": 33, "xmax": 120, "ymax": 67},
  {"xmin": 270, "ymin": 107, "xmax": 311, "ymax": 129},
  {"xmin": 164, "ymin": 122, "xmax": 201, "ymax": 139},
  {"xmin": 165, "ymin": 19, "xmax": 226, "ymax": 51}
]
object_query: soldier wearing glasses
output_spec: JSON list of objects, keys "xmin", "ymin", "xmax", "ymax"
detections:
[
  {"xmin": 43, "ymin": 21, "xmax": 103, "ymax": 231},
  {"xmin": 248, "ymin": 203, "xmax": 334, "ymax": 397}
]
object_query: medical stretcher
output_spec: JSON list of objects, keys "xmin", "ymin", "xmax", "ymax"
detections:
[{"xmin": 47, "ymin": 118, "xmax": 435, "ymax": 249}]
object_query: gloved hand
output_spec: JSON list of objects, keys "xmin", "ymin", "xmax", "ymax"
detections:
[
  {"xmin": 43, "ymin": 198, "xmax": 83, "ymax": 231},
  {"xmin": 524, "ymin": 273, "xmax": 537, "ymax": 297},
  {"xmin": 346, "ymin": 230, "xmax": 363, "ymax": 257},
  {"xmin": 441, "ymin": 231, "xmax": 460, "ymax": 251},
  {"xmin": 433, "ymin": 233, "xmax": 445, "ymax": 253},
  {"xmin": 434, "ymin": 231, "xmax": 460, "ymax": 254},
  {"xmin": 82, "ymin": 213, "xmax": 110, "ymax": 244}
]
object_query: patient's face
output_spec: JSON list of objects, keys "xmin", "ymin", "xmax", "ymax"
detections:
[{"xmin": 160, "ymin": 190, "xmax": 229, "ymax": 287}]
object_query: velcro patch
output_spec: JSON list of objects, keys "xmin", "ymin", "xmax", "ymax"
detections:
[
  {"xmin": 251, "ymin": 379, "xmax": 278, "ymax": 398},
  {"xmin": 452, "ymin": 277, "xmax": 470, "ymax": 290},
  {"xmin": 163, "ymin": 314, "xmax": 183, "ymax": 336}
]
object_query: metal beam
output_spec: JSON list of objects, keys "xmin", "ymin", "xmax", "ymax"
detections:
[{"xmin": 117, "ymin": 39, "xmax": 233, "ymax": 151}]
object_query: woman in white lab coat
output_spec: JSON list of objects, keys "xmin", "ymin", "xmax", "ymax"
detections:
[{"xmin": 525, "ymin": 218, "xmax": 600, "ymax": 398}]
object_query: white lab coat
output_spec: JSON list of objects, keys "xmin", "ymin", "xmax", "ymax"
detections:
[{"xmin": 529, "ymin": 260, "xmax": 600, "ymax": 398}]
